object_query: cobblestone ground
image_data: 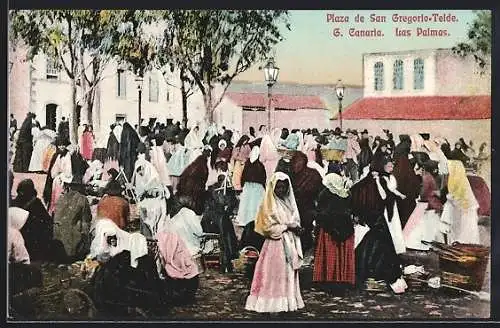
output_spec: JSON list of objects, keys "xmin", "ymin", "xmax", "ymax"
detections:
[{"xmin": 10, "ymin": 173, "xmax": 491, "ymax": 321}]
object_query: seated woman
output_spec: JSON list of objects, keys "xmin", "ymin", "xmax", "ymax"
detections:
[
  {"xmin": 11, "ymin": 179, "xmax": 53, "ymax": 262},
  {"xmin": 245, "ymin": 172, "xmax": 305, "ymax": 313},
  {"xmin": 202, "ymin": 166, "xmax": 239, "ymax": 273},
  {"xmin": 8, "ymin": 207, "xmax": 43, "ymax": 296},
  {"xmin": 89, "ymin": 219, "xmax": 165, "ymax": 314},
  {"xmin": 97, "ymin": 176, "xmax": 130, "ymax": 230}
]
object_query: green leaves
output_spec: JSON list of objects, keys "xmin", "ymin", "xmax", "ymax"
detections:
[{"xmin": 452, "ymin": 10, "xmax": 491, "ymax": 71}]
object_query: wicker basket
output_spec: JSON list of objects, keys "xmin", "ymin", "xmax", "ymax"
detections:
[
  {"xmin": 436, "ymin": 242, "xmax": 490, "ymax": 291},
  {"xmin": 320, "ymin": 149, "xmax": 345, "ymax": 161},
  {"xmin": 232, "ymin": 246, "xmax": 259, "ymax": 279},
  {"xmin": 405, "ymin": 271, "xmax": 430, "ymax": 292}
]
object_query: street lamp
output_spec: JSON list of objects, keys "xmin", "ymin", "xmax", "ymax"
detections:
[
  {"xmin": 135, "ymin": 75, "xmax": 144, "ymax": 126},
  {"xmin": 335, "ymin": 79, "xmax": 345, "ymax": 131},
  {"xmin": 263, "ymin": 58, "xmax": 279, "ymax": 132}
]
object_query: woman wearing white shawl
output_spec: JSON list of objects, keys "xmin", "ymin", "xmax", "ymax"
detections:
[
  {"xmin": 259, "ymin": 133, "xmax": 280, "ymax": 183},
  {"xmin": 303, "ymin": 133, "xmax": 318, "ymax": 162},
  {"xmin": 440, "ymin": 160, "xmax": 480, "ymax": 244},
  {"xmin": 150, "ymin": 138, "xmax": 172, "ymax": 187},
  {"xmin": 29, "ymin": 127, "xmax": 56, "ymax": 173},
  {"xmin": 89, "ymin": 218, "xmax": 148, "ymax": 268},
  {"xmin": 160, "ymin": 207, "xmax": 204, "ymax": 258},
  {"xmin": 132, "ymin": 152, "xmax": 170, "ymax": 238},
  {"xmin": 410, "ymin": 134, "xmax": 425, "ymax": 153},
  {"xmin": 184, "ymin": 125, "xmax": 204, "ymax": 165},
  {"xmin": 245, "ymin": 172, "xmax": 304, "ymax": 313},
  {"xmin": 9, "ymin": 207, "xmax": 31, "ymax": 264}
]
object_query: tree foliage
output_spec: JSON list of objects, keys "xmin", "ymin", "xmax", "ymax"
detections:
[
  {"xmin": 452, "ymin": 10, "xmax": 491, "ymax": 71},
  {"xmin": 9, "ymin": 10, "xmax": 131, "ymax": 137},
  {"xmin": 162, "ymin": 10, "xmax": 290, "ymax": 122}
]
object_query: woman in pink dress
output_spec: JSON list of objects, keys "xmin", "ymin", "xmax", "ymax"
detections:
[
  {"xmin": 80, "ymin": 125, "xmax": 95, "ymax": 160},
  {"xmin": 231, "ymin": 135, "xmax": 251, "ymax": 192},
  {"xmin": 245, "ymin": 172, "xmax": 305, "ymax": 313}
]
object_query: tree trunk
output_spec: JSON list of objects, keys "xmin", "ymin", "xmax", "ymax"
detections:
[
  {"xmin": 79, "ymin": 46, "xmax": 88, "ymax": 126},
  {"xmin": 204, "ymin": 83, "xmax": 214, "ymax": 124},
  {"xmin": 70, "ymin": 79, "xmax": 78, "ymax": 145},
  {"xmin": 180, "ymin": 69, "xmax": 187, "ymax": 129}
]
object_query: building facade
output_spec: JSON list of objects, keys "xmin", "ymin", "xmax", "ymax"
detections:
[
  {"xmin": 344, "ymin": 48, "xmax": 491, "ymax": 144},
  {"xmin": 363, "ymin": 48, "xmax": 490, "ymax": 98}
]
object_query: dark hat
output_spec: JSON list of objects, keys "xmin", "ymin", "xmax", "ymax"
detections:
[
  {"xmin": 351, "ymin": 129, "xmax": 358, "ymax": 135},
  {"xmin": 107, "ymin": 168, "xmax": 119, "ymax": 179},
  {"xmin": 333, "ymin": 127, "xmax": 342, "ymax": 136},
  {"xmin": 321, "ymin": 129, "xmax": 330, "ymax": 134},
  {"xmin": 420, "ymin": 133, "xmax": 430, "ymax": 141},
  {"xmin": 422, "ymin": 159, "xmax": 439, "ymax": 172},
  {"xmin": 361, "ymin": 129, "xmax": 369, "ymax": 134}
]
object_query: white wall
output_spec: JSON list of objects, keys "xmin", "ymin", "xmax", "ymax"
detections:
[
  {"xmin": 363, "ymin": 49, "xmax": 437, "ymax": 98},
  {"xmin": 97, "ymin": 62, "xmax": 180, "ymax": 129}
]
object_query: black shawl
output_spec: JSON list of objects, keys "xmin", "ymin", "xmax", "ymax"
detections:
[
  {"xmin": 106, "ymin": 133, "xmax": 120, "ymax": 161},
  {"xmin": 119, "ymin": 123, "xmax": 140, "ymax": 181},
  {"xmin": 314, "ymin": 188, "xmax": 353, "ymax": 242},
  {"xmin": 241, "ymin": 159, "xmax": 266, "ymax": 188}
]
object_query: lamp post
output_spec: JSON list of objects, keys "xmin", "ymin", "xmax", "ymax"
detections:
[
  {"xmin": 263, "ymin": 58, "xmax": 279, "ymax": 132},
  {"xmin": 335, "ymin": 79, "xmax": 345, "ymax": 131},
  {"xmin": 135, "ymin": 75, "xmax": 144, "ymax": 126}
]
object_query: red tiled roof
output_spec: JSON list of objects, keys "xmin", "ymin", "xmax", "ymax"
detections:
[
  {"xmin": 343, "ymin": 96, "xmax": 491, "ymax": 120},
  {"xmin": 226, "ymin": 92, "xmax": 326, "ymax": 110}
]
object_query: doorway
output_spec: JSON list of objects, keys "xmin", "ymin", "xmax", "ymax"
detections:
[{"xmin": 45, "ymin": 103, "xmax": 57, "ymax": 131}]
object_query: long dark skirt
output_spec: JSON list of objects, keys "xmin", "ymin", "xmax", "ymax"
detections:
[
  {"xmin": 355, "ymin": 214, "xmax": 403, "ymax": 287},
  {"xmin": 92, "ymin": 251, "xmax": 199, "ymax": 315},
  {"xmin": 92, "ymin": 251, "xmax": 166, "ymax": 314},
  {"xmin": 13, "ymin": 142, "xmax": 33, "ymax": 173}
]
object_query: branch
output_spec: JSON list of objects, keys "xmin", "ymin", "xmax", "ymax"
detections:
[{"xmin": 211, "ymin": 77, "xmax": 234, "ymax": 110}]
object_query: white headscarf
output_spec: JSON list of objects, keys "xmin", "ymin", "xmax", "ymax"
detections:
[
  {"xmin": 9, "ymin": 207, "xmax": 29, "ymax": 230},
  {"xmin": 322, "ymin": 173, "xmax": 349, "ymax": 198},
  {"xmin": 184, "ymin": 127, "xmax": 204, "ymax": 149},
  {"xmin": 89, "ymin": 218, "xmax": 148, "ymax": 268},
  {"xmin": 218, "ymin": 139, "xmax": 227, "ymax": 150},
  {"xmin": 249, "ymin": 146, "xmax": 260, "ymax": 163}
]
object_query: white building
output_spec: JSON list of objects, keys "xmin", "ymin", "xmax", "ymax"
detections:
[
  {"xmin": 344, "ymin": 48, "xmax": 491, "ymax": 144},
  {"xmin": 8, "ymin": 46, "xmax": 207, "ymax": 136}
]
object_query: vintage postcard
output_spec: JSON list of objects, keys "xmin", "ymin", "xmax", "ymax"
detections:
[{"xmin": 7, "ymin": 8, "xmax": 491, "ymax": 321}]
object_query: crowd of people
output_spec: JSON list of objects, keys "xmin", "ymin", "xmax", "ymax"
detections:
[{"xmin": 8, "ymin": 111, "xmax": 491, "ymax": 316}]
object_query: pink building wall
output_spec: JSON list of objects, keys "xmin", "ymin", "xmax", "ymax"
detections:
[
  {"xmin": 436, "ymin": 51, "xmax": 491, "ymax": 96},
  {"xmin": 8, "ymin": 48, "xmax": 31, "ymax": 121},
  {"xmin": 242, "ymin": 108, "xmax": 334, "ymax": 133}
]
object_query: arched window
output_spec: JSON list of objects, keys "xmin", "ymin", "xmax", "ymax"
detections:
[
  {"xmin": 374, "ymin": 62, "xmax": 384, "ymax": 91},
  {"xmin": 414, "ymin": 58, "xmax": 425, "ymax": 90},
  {"xmin": 393, "ymin": 59, "xmax": 404, "ymax": 90}
]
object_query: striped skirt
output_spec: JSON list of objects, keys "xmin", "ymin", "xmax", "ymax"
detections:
[{"xmin": 313, "ymin": 228, "xmax": 355, "ymax": 285}]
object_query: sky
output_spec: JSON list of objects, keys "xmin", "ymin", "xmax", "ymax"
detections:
[{"xmin": 236, "ymin": 10, "xmax": 478, "ymax": 86}]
